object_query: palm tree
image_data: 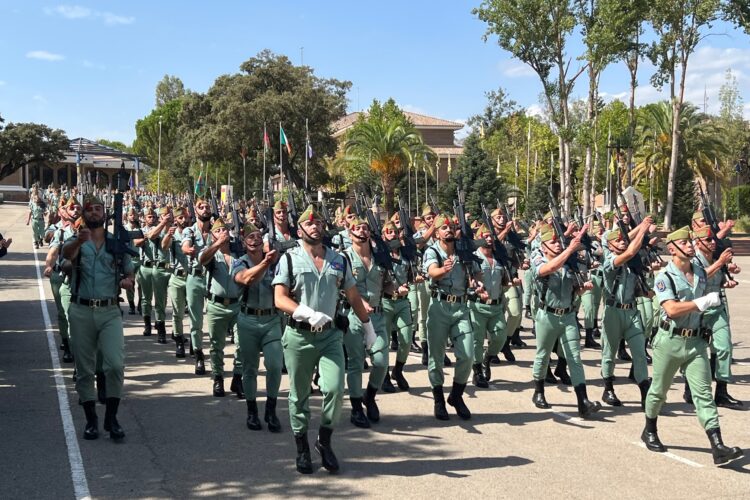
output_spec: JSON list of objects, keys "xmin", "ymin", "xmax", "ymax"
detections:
[{"xmin": 344, "ymin": 118, "xmax": 436, "ymax": 214}]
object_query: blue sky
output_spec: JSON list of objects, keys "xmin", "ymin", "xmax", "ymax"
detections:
[{"xmin": 1, "ymin": 1, "xmax": 748, "ymax": 146}]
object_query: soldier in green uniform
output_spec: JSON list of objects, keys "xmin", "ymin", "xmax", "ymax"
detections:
[
  {"xmin": 232, "ymin": 223, "xmax": 282, "ymax": 432},
  {"xmin": 273, "ymin": 205, "xmax": 373, "ymax": 474},
  {"xmin": 263, "ymin": 200, "xmax": 297, "ymax": 252},
  {"xmin": 691, "ymin": 226, "xmax": 742, "ymax": 409},
  {"xmin": 198, "ymin": 219, "xmax": 243, "ymax": 397},
  {"xmin": 62, "ymin": 194, "xmax": 134, "ymax": 441},
  {"xmin": 641, "ymin": 226, "xmax": 742, "ymax": 465},
  {"xmin": 580, "ymin": 221, "xmax": 604, "ymax": 349},
  {"xmin": 530, "ymin": 224, "xmax": 602, "ymax": 418},
  {"xmin": 598, "ymin": 218, "xmax": 654, "ymax": 408},
  {"xmin": 423, "ymin": 214, "xmax": 485, "ymax": 421},
  {"xmin": 28, "ymin": 191, "xmax": 47, "ymax": 248},
  {"xmin": 414, "ymin": 207, "xmax": 440, "ymax": 366},
  {"xmin": 342, "ymin": 216, "xmax": 397, "ymax": 428},
  {"xmin": 143, "ymin": 206, "xmax": 173, "ymax": 344},
  {"xmin": 163, "ymin": 207, "xmax": 189, "ymax": 358},
  {"xmin": 139, "ymin": 207, "xmax": 158, "ymax": 337},
  {"xmin": 182, "ymin": 198, "xmax": 212, "ymax": 375},
  {"xmin": 124, "ymin": 207, "xmax": 145, "ymax": 315}
]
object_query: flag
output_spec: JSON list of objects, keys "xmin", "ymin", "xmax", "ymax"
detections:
[
  {"xmin": 515, "ymin": 156, "xmax": 520, "ymax": 177},
  {"xmin": 496, "ymin": 155, "xmax": 500, "ymax": 175},
  {"xmin": 609, "ymin": 152, "xmax": 616, "ymax": 175},
  {"xmin": 194, "ymin": 171, "xmax": 205, "ymax": 195},
  {"xmin": 306, "ymin": 138, "xmax": 313, "ymax": 159},
  {"xmin": 280, "ymin": 126, "xmax": 292, "ymax": 155},
  {"xmin": 128, "ymin": 172, "xmax": 134, "ymax": 189},
  {"xmin": 263, "ymin": 126, "xmax": 271, "ymax": 151}
]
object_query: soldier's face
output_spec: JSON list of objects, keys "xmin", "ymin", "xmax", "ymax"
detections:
[
  {"xmin": 482, "ymin": 232, "xmax": 493, "ymax": 246},
  {"xmin": 65, "ymin": 204, "xmax": 81, "ymax": 220},
  {"xmin": 437, "ymin": 224, "xmax": 455, "ymax": 242},
  {"xmin": 424, "ymin": 214, "xmax": 435, "ymax": 226},
  {"xmin": 299, "ymin": 219, "xmax": 323, "ymax": 242},
  {"xmin": 392, "ymin": 216, "xmax": 401, "ymax": 229},
  {"xmin": 244, "ymin": 231, "xmax": 262, "ymax": 250},
  {"xmin": 175, "ymin": 215, "xmax": 186, "ymax": 226},
  {"xmin": 383, "ymin": 227, "xmax": 397, "ymax": 241},
  {"xmin": 668, "ymin": 239, "xmax": 695, "ymax": 258},
  {"xmin": 274, "ymin": 208, "xmax": 287, "ymax": 224},
  {"xmin": 350, "ymin": 223, "xmax": 370, "ymax": 241},
  {"xmin": 83, "ymin": 204, "xmax": 104, "ymax": 226},
  {"xmin": 608, "ymin": 237, "xmax": 626, "ymax": 253},
  {"xmin": 345, "ymin": 213, "xmax": 357, "ymax": 224},
  {"xmin": 695, "ymin": 237, "xmax": 715, "ymax": 253},
  {"xmin": 542, "ymin": 239, "xmax": 562, "ymax": 256},
  {"xmin": 146, "ymin": 214, "xmax": 156, "ymax": 225},
  {"xmin": 692, "ymin": 218, "xmax": 706, "ymax": 229}
]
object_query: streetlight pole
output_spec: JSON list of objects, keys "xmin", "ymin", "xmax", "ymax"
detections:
[{"xmin": 157, "ymin": 116, "xmax": 162, "ymax": 195}]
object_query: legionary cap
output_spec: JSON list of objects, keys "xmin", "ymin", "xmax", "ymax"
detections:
[
  {"xmin": 666, "ymin": 226, "xmax": 691, "ymax": 243},
  {"xmin": 211, "ymin": 218, "xmax": 227, "ymax": 232},
  {"xmin": 297, "ymin": 204, "xmax": 322, "ymax": 225},
  {"xmin": 243, "ymin": 222, "xmax": 260, "ymax": 235}
]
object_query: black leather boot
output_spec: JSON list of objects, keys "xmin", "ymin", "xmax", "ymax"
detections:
[
  {"xmin": 602, "ymin": 377, "xmax": 622, "ymax": 406},
  {"xmin": 617, "ymin": 339, "xmax": 631, "ymax": 361},
  {"xmin": 627, "ymin": 363, "xmax": 636, "ymax": 382},
  {"xmin": 421, "ymin": 341, "xmax": 429, "ymax": 366},
  {"xmin": 641, "ymin": 416, "xmax": 665, "ymax": 452},
  {"xmin": 264, "ymin": 397, "xmax": 282, "ymax": 433},
  {"xmin": 96, "ymin": 372, "xmax": 106, "ymax": 404},
  {"xmin": 638, "ymin": 378, "xmax": 652, "ymax": 410},
  {"xmin": 175, "ymin": 334, "xmax": 186, "ymax": 359},
  {"xmin": 156, "ymin": 321, "xmax": 167, "ymax": 344},
  {"xmin": 391, "ymin": 360, "xmax": 409, "ymax": 390},
  {"xmin": 226, "ymin": 327, "xmax": 235, "ymax": 344},
  {"xmin": 103, "ymin": 397, "xmax": 125, "ymax": 440},
  {"xmin": 444, "ymin": 354, "xmax": 452, "ymax": 367},
  {"xmin": 381, "ymin": 370, "xmax": 396, "ymax": 393},
  {"xmin": 128, "ymin": 300, "xmax": 136, "ymax": 315},
  {"xmin": 230, "ymin": 374, "xmax": 245, "ymax": 399},
  {"xmin": 554, "ymin": 358, "xmax": 572, "ymax": 386},
  {"xmin": 710, "ymin": 353, "xmax": 717, "ymax": 381},
  {"xmin": 715, "ymin": 381, "xmax": 743, "ymax": 410},
  {"xmin": 472, "ymin": 363, "xmax": 489, "ymax": 388},
  {"xmin": 188, "ymin": 338, "xmax": 194, "ymax": 356},
  {"xmin": 390, "ymin": 331, "xmax": 398, "ymax": 351},
  {"xmin": 142, "ymin": 315, "xmax": 152, "ymax": 336},
  {"xmin": 61, "ymin": 338, "xmax": 74, "ymax": 363},
  {"xmin": 645, "ymin": 346, "xmax": 652, "ymax": 364},
  {"xmin": 195, "ymin": 349, "xmax": 206, "ymax": 375},
  {"xmin": 593, "ymin": 318, "xmax": 601, "ymax": 339},
  {"xmin": 532, "ymin": 379, "xmax": 550, "ymax": 409},
  {"xmin": 481, "ymin": 352, "xmax": 492, "ymax": 381},
  {"xmin": 510, "ymin": 327, "xmax": 527, "ymax": 347},
  {"xmin": 246, "ymin": 400, "xmax": 262, "ymax": 430},
  {"xmin": 584, "ymin": 328, "xmax": 601, "ymax": 349},
  {"xmin": 213, "ymin": 376, "xmax": 225, "ymax": 397},
  {"xmin": 683, "ymin": 381, "xmax": 693, "ymax": 406},
  {"xmin": 350, "ymin": 397, "xmax": 370, "ymax": 428},
  {"xmin": 432, "ymin": 386, "xmax": 449, "ymax": 420},
  {"xmin": 294, "ymin": 433, "xmax": 313, "ymax": 474},
  {"xmin": 315, "ymin": 426, "xmax": 340, "ymax": 473},
  {"xmin": 574, "ymin": 384, "xmax": 601, "ymax": 418},
  {"xmin": 82, "ymin": 401, "xmax": 98, "ymax": 440},
  {"xmin": 447, "ymin": 382, "xmax": 471, "ymax": 420},
  {"xmin": 545, "ymin": 365, "xmax": 558, "ymax": 384},
  {"xmin": 706, "ymin": 427, "xmax": 743, "ymax": 465},
  {"xmin": 363, "ymin": 384, "xmax": 380, "ymax": 422},
  {"xmin": 524, "ymin": 305, "xmax": 532, "ymax": 319},
  {"xmin": 500, "ymin": 339, "xmax": 516, "ymax": 363}
]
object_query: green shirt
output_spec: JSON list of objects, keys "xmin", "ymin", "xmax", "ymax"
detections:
[
  {"xmin": 693, "ymin": 251, "xmax": 722, "ymax": 295},
  {"xmin": 272, "ymin": 245, "xmax": 355, "ymax": 319},
  {"xmin": 231, "ymin": 253, "xmax": 275, "ymax": 310},
  {"xmin": 601, "ymin": 253, "xmax": 638, "ymax": 304},
  {"xmin": 65, "ymin": 235, "xmax": 134, "ymax": 300},
  {"xmin": 344, "ymin": 247, "xmax": 389, "ymax": 307},
  {"xmin": 474, "ymin": 248, "xmax": 505, "ymax": 301},
  {"xmin": 182, "ymin": 223, "xmax": 208, "ymax": 271},
  {"xmin": 164, "ymin": 227, "xmax": 188, "ymax": 271},
  {"xmin": 201, "ymin": 248, "xmax": 241, "ymax": 299},
  {"xmin": 142, "ymin": 225, "xmax": 169, "ymax": 263},
  {"xmin": 530, "ymin": 253, "xmax": 575, "ymax": 309},
  {"xmin": 422, "ymin": 243, "xmax": 478, "ymax": 296},
  {"xmin": 654, "ymin": 260, "xmax": 708, "ymax": 330}
]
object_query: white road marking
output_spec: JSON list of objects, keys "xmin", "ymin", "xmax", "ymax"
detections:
[
  {"xmin": 32, "ymin": 247, "xmax": 92, "ymax": 500},
  {"xmin": 632, "ymin": 441, "xmax": 703, "ymax": 468}
]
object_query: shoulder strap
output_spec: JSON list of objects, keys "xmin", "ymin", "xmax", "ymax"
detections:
[
  {"xmin": 240, "ymin": 259, "xmax": 251, "ymax": 304},
  {"xmin": 339, "ymin": 252, "xmax": 349, "ymax": 291},
  {"xmin": 285, "ymin": 251, "xmax": 295, "ymax": 297}
]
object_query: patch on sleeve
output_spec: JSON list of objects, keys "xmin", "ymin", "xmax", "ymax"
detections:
[
  {"xmin": 232, "ymin": 259, "xmax": 244, "ymax": 269},
  {"xmin": 533, "ymin": 256, "xmax": 544, "ymax": 267},
  {"xmin": 656, "ymin": 279, "xmax": 666, "ymax": 292},
  {"xmin": 330, "ymin": 260, "xmax": 344, "ymax": 271}
]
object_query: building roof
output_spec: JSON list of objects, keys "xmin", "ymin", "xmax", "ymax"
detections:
[
  {"xmin": 432, "ymin": 145, "xmax": 465, "ymax": 158},
  {"xmin": 61, "ymin": 138, "xmax": 147, "ymax": 170},
  {"xmin": 332, "ymin": 111, "xmax": 464, "ymax": 137},
  {"xmin": 69, "ymin": 138, "xmax": 139, "ymax": 159}
]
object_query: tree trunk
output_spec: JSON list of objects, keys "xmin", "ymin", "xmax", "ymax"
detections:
[
  {"xmin": 663, "ymin": 44, "xmax": 684, "ymax": 232},
  {"xmin": 582, "ymin": 65, "xmax": 598, "ymax": 218}
]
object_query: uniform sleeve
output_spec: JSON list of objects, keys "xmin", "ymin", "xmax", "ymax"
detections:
[
  {"xmin": 413, "ymin": 230, "xmax": 427, "ymax": 245},
  {"xmin": 122, "ymin": 257, "xmax": 134, "ymax": 275},
  {"xmin": 342, "ymin": 255, "xmax": 356, "ymax": 290},
  {"xmin": 601, "ymin": 253, "xmax": 616, "ymax": 274},
  {"xmin": 530, "ymin": 254, "xmax": 545, "ymax": 280},
  {"xmin": 230, "ymin": 257, "xmax": 249, "ymax": 279},
  {"xmin": 654, "ymin": 272, "xmax": 676, "ymax": 304},
  {"xmin": 181, "ymin": 227, "xmax": 194, "ymax": 242},
  {"xmin": 271, "ymin": 254, "xmax": 291, "ymax": 287},
  {"xmin": 422, "ymin": 247, "xmax": 438, "ymax": 274}
]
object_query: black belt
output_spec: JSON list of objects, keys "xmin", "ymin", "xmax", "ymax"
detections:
[
  {"xmin": 288, "ymin": 318, "xmax": 332, "ymax": 333},
  {"xmin": 143, "ymin": 261, "xmax": 169, "ymax": 269},
  {"xmin": 605, "ymin": 299, "xmax": 636, "ymax": 310},
  {"xmin": 240, "ymin": 306, "xmax": 275, "ymax": 316},
  {"xmin": 342, "ymin": 304, "xmax": 383, "ymax": 313},
  {"xmin": 660, "ymin": 321, "xmax": 709, "ymax": 339},
  {"xmin": 541, "ymin": 304, "xmax": 574, "ymax": 316},
  {"xmin": 469, "ymin": 296, "xmax": 502, "ymax": 305},
  {"xmin": 189, "ymin": 269, "xmax": 205, "ymax": 277},
  {"xmin": 206, "ymin": 294, "xmax": 239, "ymax": 306},
  {"xmin": 173, "ymin": 269, "xmax": 187, "ymax": 278},
  {"xmin": 71, "ymin": 296, "xmax": 118, "ymax": 308},
  {"xmin": 386, "ymin": 293, "xmax": 406, "ymax": 301},
  {"xmin": 431, "ymin": 292, "xmax": 467, "ymax": 303}
]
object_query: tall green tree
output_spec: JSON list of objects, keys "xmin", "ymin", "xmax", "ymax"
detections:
[
  {"xmin": 132, "ymin": 99, "xmax": 183, "ymax": 193},
  {"xmin": 0, "ymin": 118, "xmax": 69, "ymax": 181},
  {"xmin": 155, "ymin": 75, "xmax": 186, "ymax": 108}
]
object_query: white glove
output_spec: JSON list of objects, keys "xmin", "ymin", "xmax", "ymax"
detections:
[
  {"xmin": 292, "ymin": 304, "xmax": 316, "ymax": 322},
  {"xmin": 694, "ymin": 292, "xmax": 721, "ymax": 312},
  {"xmin": 362, "ymin": 320, "xmax": 377, "ymax": 350},
  {"xmin": 309, "ymin": 311, "xmax": 333, "ymax": 328}
]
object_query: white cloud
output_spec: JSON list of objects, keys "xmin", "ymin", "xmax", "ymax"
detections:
[
  {"xmin": 44, "ymin": 4, "xmax": 134, "ymax": 25},
  {"xmin": 32, "ymin": 95, "xmax": 47, "ymax": 104},
  {"xmin": 501, "ymin": 61, "xmax": 536, "ymax": 78},
  {"xmin": 26, "ymin": 50, "xmax": 64, "ymax": 61},
  {"xmin": 599, "ymin": 91, "xmax": 628, "ymax": 101},
  {"xmin": 526, "ymin": 104, "xmax": 544, "ymax": 117}
]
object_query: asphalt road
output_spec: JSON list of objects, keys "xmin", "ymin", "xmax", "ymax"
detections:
[{"xmin": 2, "ymin": 202, "xmax": 750, "ymax": 499}]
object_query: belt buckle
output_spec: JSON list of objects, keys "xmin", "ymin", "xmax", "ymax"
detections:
[
  {"xmin": 624, "ymin": 304, "xmax": 632, "ymax": 310},
  {"xmin": 90, "ymin": 299, "xmax": 101, "ymax": 308},
  {"xmin": 446, "ymin": 294, "xmax": 457, "ymax": 303},
  {"xmin": 311, "ymin": 325, "xmax": 324, "ymax": 333},
  {"xmin": 485, "ymin": 299, "xmax": 494, "ymax": 305},
  {"xmin": 223, "ymin": 298, "xmax": 230, "ymax": 306},
  {"xmin": 554, "ymin": 308, "xmax": 565, "ymax": 316},
  {"xmin": 680, "ymin": 328, "xmax": 691, "ymax": 337}
]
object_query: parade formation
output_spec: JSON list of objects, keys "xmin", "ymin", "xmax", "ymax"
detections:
[{"xmin": 23, "ymin": 162, "xmax": 745, "ymax": 475}]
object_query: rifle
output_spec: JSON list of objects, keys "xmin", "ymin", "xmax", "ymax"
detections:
[
  {"xmin": 207, "ymin": 188, "xmax": 220, "ymax": 220},
  {"xmin": 107, "ymin": 164, "xmax": 138, "ymax": 295},
  {"xmin": 698, "ymin": 183, "xmax": 733, "ymax": 283},
  {"xmin": 499, "ymin": 203, "xmax": 527, "ymax": 267},
  {"xmin": 355, "ymin": 191, "xmax": 395, "ymax": 272},
  {"xmin": 613, "ymin": 203, "xmax": 650, "ymax": 296},
  {"xmin": 547, "ymin": 187, "xmax": 586, "ymax": 289},
  {"xmin": 265, "ymin": 176, "xmax": 298, "ymax": 253},
  {"xmin": 428, "ymin": 194, "xmax": 440, "ymax": 216},
  {"xmin": 227, "ymin": 189, "xmax": 244, "ymax": 256},
  {"xmin": 398, "ymin": 198, "xmax": 419, "ymax": 269},
  {"xmin": 480, "ymin": 203, "xmax": 514, "ymax": 285}
]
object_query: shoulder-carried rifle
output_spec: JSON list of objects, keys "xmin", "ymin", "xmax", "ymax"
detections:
[
  {"xmin": 547, "ymin": 187, "xmax": 586, "ymax": 289},
  {"xmin": 698, "ymin": 183, "xmax": 733, "ymax": 283}
]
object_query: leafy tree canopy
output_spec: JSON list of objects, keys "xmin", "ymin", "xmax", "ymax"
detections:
[{"xmin": 0, "ymin": 121, "xmax": 69, "ymax": 180}]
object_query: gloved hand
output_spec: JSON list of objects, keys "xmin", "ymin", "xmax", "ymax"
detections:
[
  {"xmin": 694, "ymin": 292, "xmax": 721, "ymax": 312},
  {"xmin": 362, "ymin": 320, "xmax": 376, "ymax": 350},
  {"xmin": 292, "ymin": 304, "xmax": 316, "ymax": 322},
  {"xmin": 309, "ymin": 311, "xmax": 333, "ymax": 328}
]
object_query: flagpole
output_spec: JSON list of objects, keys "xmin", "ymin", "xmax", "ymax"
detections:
[
  {"xmin": 241, "ymin": 145, "xmax": 247, "ymax": 201},
  {"xmin": 305, "ymin": 118, "xmax": 309, "ymax": 191},
  {"xmin": 407, "ymin": 157, "xmax": 411, "ymax": 213},
  {"xmin": 526, "ymin": 121, "xmax": 531, "ymax": 204},
  {"xmin": 263, "ymin": 123, "xmax": 267, "ymax": 201},
  {"xmin": 415, "ymin": 158, "xmax": 419, "ymax": 215},
  {"xmin": 279, "ymin": 122, "xmax": 284, "ymax": 196}
]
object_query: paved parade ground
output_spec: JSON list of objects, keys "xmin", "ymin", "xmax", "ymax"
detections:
[{"xmin": 2, "ymin": 201, "xmax": 750, "ymax": 499}]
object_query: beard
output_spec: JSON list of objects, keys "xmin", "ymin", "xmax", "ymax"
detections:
[
  {"xmin": 351, "ymin": 233, "xmax": 369, "ymax": 243},
  {"xmin": 84, "ymin": 216, "xmax": 104, "ymax": 229},
  {"xmin": 198, "ymin": 213, "xmax": 212, "ymax": 222},
  {"xmin": 443, "ymin": 236, "xmax": 456, "ymax": 243}
]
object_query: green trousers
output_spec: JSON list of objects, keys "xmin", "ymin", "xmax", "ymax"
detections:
[
  {"xmin": 415, "ymin": 282, "xmax": 430, "ymax": 342},
  {"xmin": 205, "ymin": 300, "xmax": 241, "ymax": 378},
  {"xmin": 237, "ymin": 312, "xmax": 283, "ymax": 400},
  {"xmin": 532, "ymin": 310, "xmax": 586, "ymax": 386},
  {"xmin": 186, "ymin": 274, "xmax": 206, "ymax": 350},
  {"xmin": 522, "ymin": 269, "xmax": 533, "ymax": 309},
  {"xmin": 32, "ymin": 218, "xmax": 45, "ymax": 242},
  {"xmin": 581, "ymin": 273, "xmax": 603, "ymax": 329},
  {"xmin": 50, "ymin": 273, "xmax": 69, "ymax": 340},
  {"xmin": 637, "ymin": 295, "xmax": 655, "ymax": 336},
  {"xmin": 151, "ymin": 268, "xmax": 171, "ymax": 321},
  {"xmin": 139, "ymin": 265, "xmax": 154, "ymax": 317},
  {"xmin": 470, "ymin": 301, "xmax": 506, "ymax": 363},
  {"xmin": 345, "ymin": 310, "xmax": 388, "ymax": 397},
  {"xmin": 168, "ymin": 274, "xmax": 187, "ymax": 336},
  {"xmin": 707, "ymin": 306, "xmax": 732, "ymax": 382},
  {"xmin": 126, "ymin": 261, "xmax": 141, "ymax": 305},
  {"xmin": 68, "ymin": 304, "xmax": 125, "ymax": 402},
  {"xmin": 504, "ymin": 285, "xmax": 523, "ymax": 338},
  {"xmin": 600, "ymin": 306, "xmax": 648, "ymax": 382},
  {"xmin": 425, "ymin": 299, "xmax": 473, "ymax": 387},
  {"xmin": 383, "ymin": 297, "xmax": 413, "ymax": 364},
  {"xmin": 282, "ymin": 325, "xmax": 345, "ymax": 435},
  {"xmin": 645, "ymin": 329, "xmax": 719, "ymax": 430}
]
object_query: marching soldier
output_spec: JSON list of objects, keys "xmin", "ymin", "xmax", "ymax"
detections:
[
  {"xmin": 232, "ymin": 222, "xmax": 283, "ymax": 432},
  {"xmin": 124, "ymin": 207, "xmax": 145, "ymax": 315},
  {"xmin": 144, "ymin": 206, "xmax": 173, "ymax": 344},
  {"xmin": 529, "ymin": 224, "xmax": 602, "ymax": 418},
  {"xmin": 273, "ymin": 204, "xmax": 374, "ymax": 474},
  {"xmin": 264, "ymin": 200, "xmax": 296, "ymax": 252},
  {"xmin": 580, "ymin": 221, "xmax": 604, "ymax": 349},
  {"xmin": 28, "ymin": 190, "xmax": 47, "ymax": 249},
  {"xmin": 641, "ymin": 227, "xmax": 743, "ymax": 465},
  {"xmin": 62, "ymin": 194, "xmax": 134, "ymax": 441},
  {"xmin": 162, "ymin": 207, "xmax": 189, "ymax": 358}
]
